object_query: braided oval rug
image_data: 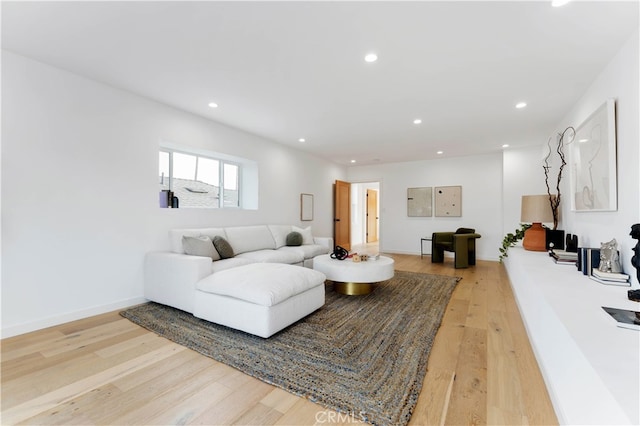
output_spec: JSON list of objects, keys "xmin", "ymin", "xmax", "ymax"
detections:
[{"xmin": 121, "ymin": 270, "xmax": 460, "ymax": 426}]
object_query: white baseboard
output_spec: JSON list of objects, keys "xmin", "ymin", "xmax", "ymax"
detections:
[
  {"xmin": 1, "ymin": 297, "xmax": 148, "ymax": 339},
  {"xmin": 383, "ymin": 249, "xmax": 499, "ymax": 262}
]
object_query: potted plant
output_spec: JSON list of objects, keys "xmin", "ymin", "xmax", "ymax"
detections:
[
  {"xmin": 499, "ymin": 223, "xmax": 532, "ymax": 262},
  {"xmin": 543, "ymin": 126, "xmax": 575, "ymax": 249}
]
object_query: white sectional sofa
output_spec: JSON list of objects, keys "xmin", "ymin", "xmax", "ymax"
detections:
[{"xmin": 144, "ymin": 224, "xmax": 333, "ymax": 337}]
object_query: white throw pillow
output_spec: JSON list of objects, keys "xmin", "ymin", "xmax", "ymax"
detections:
[
  {"xmin": 182, "ymin": 235, "xmax": 220, "ymax": 261},
  {"xmin": 292, "ymin": 226, "xmax": 314, "ymax": 245},
  {"xmin": 268, "ymin": 224, "xmax": 292, "ymax": 248}
]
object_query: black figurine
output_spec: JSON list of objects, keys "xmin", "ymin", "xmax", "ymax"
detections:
[{"xmin": 629, "ymin": 224, "xmax": 640, "ymax": 302}]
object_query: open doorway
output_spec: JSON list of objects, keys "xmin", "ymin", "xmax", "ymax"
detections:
[{"xmin": 350, "ymin": 182, "xmax": 380, "ymax": 253}]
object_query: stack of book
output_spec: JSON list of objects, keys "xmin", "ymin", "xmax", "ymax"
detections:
[
  {"xmin": 577, "ymin": 247, "xmax": 602, "ymax": 275},
  {"xmin": 550, "ymin": 249, "xmax": 579, "ymax": 265},
  {"xmin": 589, "ymin": 269, "xmax": 630, "ymax": 286}
]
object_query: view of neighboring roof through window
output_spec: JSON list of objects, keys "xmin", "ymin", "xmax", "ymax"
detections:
[{"xmin": 159, "ymin": 148, "xmax": 240, "ymax": 208}]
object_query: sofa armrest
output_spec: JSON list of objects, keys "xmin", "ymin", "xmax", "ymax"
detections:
[
  {"xmin": 313, "ymin": 236, "xmax": 334, "ymax": 250},
  {"xmin": 452, "ymin": 233, "xmax": 481, "ymax": 243},
  {"xmin": 144, "ymin": 252, "xmax": 212, "ymax": 313}
]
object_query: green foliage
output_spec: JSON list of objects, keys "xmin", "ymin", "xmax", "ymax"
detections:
[{"xmin": 499, "ymin": 224, "xmax": 532, "ymax": 262}]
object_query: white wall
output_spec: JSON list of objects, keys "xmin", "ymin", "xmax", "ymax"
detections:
[
  {"xmin": 554, "ymin": 30, "xmax": 639, "ymax": 287},
  {"xmin": 347, "ymin": 153, "xmax": 503, "ymax": 261},
  {"xmin": 502, "ymin": 146, "xmax": 551, "ymax": 236},
  {"xmin": 1, "ymin": 51, "xmax": 346, "ymax": 337},
  {"xmin": 501, "ymin": 30, "xmax": 639, "ymax": 287}
]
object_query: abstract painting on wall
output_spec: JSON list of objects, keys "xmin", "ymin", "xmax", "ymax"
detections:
[{"xmin": 569, "ymin": 99, "xmax": 617, "ymax": 212}]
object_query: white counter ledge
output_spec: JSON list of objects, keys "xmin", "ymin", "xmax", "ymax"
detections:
[{"xmin": 503, "ymin": 247, "xmax": 639, "ymax": 425}]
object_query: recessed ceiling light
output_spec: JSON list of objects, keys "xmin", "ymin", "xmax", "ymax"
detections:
[
  {"xmin": 350, "ymin": 159, "xmax": 357, "ymax": 163},
  {"xmin": 413, "ymin": 119, "xmax": 422, "ymax": 124},
  {"xmin": 298, "ymin": 138, "xmax": 306, "ymax": 143},
  {"xmin": 437, "ymin": 151, "xmax": 443, "ymax": 155},
  {"xmin": 551, "ymin": 0, "xmax": 570, "ymax": 7},
  {"xmin": 364, "ymin": 53, "xmax": 378, "ymax": 63},
  {"xmin": 208, "ymin": 102, "xmax": 218, "ymax": 108},
  {"xmin": 502, "ymin": 144, "xmax": 510, "ymax": 148},
  {"xmin": 579, "ymin": 138, "xmax": 589, "ymax": 143},
  {"xmin": 515, "ymin": 102, "xmax": 527, "ymax": 109}
]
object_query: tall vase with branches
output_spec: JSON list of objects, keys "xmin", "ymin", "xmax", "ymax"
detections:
[{"xmin": 543, "ymin": 126, "xmax": 575, "ymax": 231}]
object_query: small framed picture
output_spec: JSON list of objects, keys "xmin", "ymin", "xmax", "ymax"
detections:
[{"xmin": 301, "ymin": 193, "xmax": 313, "ymax": 221}]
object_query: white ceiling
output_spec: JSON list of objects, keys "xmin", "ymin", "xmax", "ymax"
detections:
[{"xmin": 2, "ymin": 1, "xmax": 638, "ymax": 165}]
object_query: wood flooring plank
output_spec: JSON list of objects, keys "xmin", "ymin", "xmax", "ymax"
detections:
[
  {"xmin": 190, "ymin": 378, "xmax": 274, "ymax": 425},
  {"xmin": 110, "ymin": 346, "xmax": 208, "ymax": 392},
  {"xmin": 55, "ymin": 311, "xmax": 124, "ymax": 335},
  {"xmin": 444, "ymin": 326, "xmax": 488, "ymax": 426},
  {"xmin": 423, "ymin": 325, "xmax": 465, "ymax": 372},
  {"xmin": 2, "ymin": 328, "xmax": 169, "ymax": 407},
  {"xmin": 440, "ymin": 297, "xmax": 470, "ymax": 327},
  {"xmin": 18, "ymin": 384, "xmax": 123, "ymax": 425},
  {"xmin": 2, "ymin": 328, "xmax": 149, "ymax": 383},
  {"xmin": 94, "ymin": 328, "xmax": 159, "ymax": 358},
  {"xmin": 260, "ymin": 388, "xmax": 302, "ymax": 414},
  {"xmin": 39, "ymin": 319, "xmax": 140, "ymax": 358},
  {"xmin": 1, "ymin": 330, "xmax": 66, "ymax": 354},
  {"xmin": 2, "ymin": 343, "xmax": 186, "ymax": 424},
  {"xmin": 505, "ymin": 308, "xmax": 558, "ymax": 426},
  {"xmin": 272, "ymin": 399, "xmax": 329, "ymax": 426},
  {"xmin": 2, "ymin": 352, "xmax": 102, "ymax": 409},
  {"xmin": 1, "ymin": 319, "xmax": 138, "ymax": 362},
  {"xmin": 409, "ymin": 369, "xmax": 455, "ymax": 426},
  {"xmin": 110, "ymin": 365, "xmax": 232, "ymax": 425},
  {"xmin": 464, "ymin": 278, "xmax": 488, "ymax": 329},
  {"xmin": 233, "ymin": 403, "xmax": 284, "ymax": 426},
  {"xmin": 0, "ymin": 352, "xmax": 46, "ymax": 382},
  {"xmin": 486, "ymin": 310, "xmax": 526, "ymax": 424},
  {"xmin": 97, "ymin": 355, "xmax": 226, "ymax": 424}
]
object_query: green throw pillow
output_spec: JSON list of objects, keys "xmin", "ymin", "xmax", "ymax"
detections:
[
  {"xmin": 212, "ymin": 235, "xmax": 235, "ymax": 259},
  {"xmin": 286, "ymin": 231, "xmax": 303, "ymax": 246}
]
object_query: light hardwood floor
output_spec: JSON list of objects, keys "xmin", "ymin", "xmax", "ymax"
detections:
[{"xmin": 1, "ymin": 254, "xmax": 558, "ymax": 425}]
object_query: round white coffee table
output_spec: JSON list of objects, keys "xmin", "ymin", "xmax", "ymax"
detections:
[{"xmin": 313, "ymin": 254, "xmax": 395, "ymax": 295}]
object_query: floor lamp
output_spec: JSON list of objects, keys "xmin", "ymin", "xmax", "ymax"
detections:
[{"xmin": 521, "ymin": 195, "xmax": 554, "ymax": 251}]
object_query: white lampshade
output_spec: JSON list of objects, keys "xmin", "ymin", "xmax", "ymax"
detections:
[{"xmin": 521, "ymin": 195, "xmax": 554, "ymax": 224}]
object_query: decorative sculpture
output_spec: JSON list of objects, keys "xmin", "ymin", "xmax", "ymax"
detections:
[
  {"xmin": 565, "ymin": 234, "xmax": 578, "ymax": 252},
  {"xmin": 598, "ymin": 238, "xmax": 622, "ymax": 273},
  {"xmin": 631, "ymin": 224, "xmax": 640, "ymax": 283}
]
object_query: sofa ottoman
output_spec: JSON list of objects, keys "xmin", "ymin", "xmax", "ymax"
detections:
[{"xmin": 193, "ymin": 263, "xmax": 326, "ymax": 338}]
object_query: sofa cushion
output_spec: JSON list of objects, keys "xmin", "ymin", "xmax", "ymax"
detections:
[
  {"xmin": 236, "ymin": 249, "xmax": 304, "ymax": 264},
  {"xmin": 225, "ymin": 225, "xmax": 276, "ymax": 254},
  {"xmin": 169, "ymin": 228, "xmax": 226, "ymax": 254},
  {"xmin": 268, "ymin": 225, "xmax": 293, "ymax": 249},
  {"xmin": 182, "ymin": 235, "xmax": 220, "ymax": 261},
  {"xmin": 196, "ymin": 263, "xmax": 326, "ymax": 307},
  {"xmin": 292, "ymin": 226, "xmax": 314, "ymax": 245},
  {"xmin": 286, "ymin": 231, "xmax": 303, "ymax": 246},
  {"xmin": 279, "ymin": 244, "xmax": 331, "ymax": 260},
  {"xmin": 213, "ymin": 236, "xmax": 235, "ymax": 259}
]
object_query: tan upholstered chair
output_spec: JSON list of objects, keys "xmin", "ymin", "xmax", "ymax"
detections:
[{"xmin": 431, "ymin": 228, "xmax": 481, "ymax": 268}]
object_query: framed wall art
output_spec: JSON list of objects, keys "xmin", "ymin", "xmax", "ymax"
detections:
[
  {"xmin": 434, "ymin": 186, "xmax": 462, "ymax": 217},
  {"xmin": 569, "ymin": 99, "xmax": 617, "ymax": 211},
  {"xmin": 407, "ymin": 187, "xmax": 433, "ymax": 217},
  {"xmin": 300, "ymin": 193, "xmax": 314, "ymax": 221}
]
